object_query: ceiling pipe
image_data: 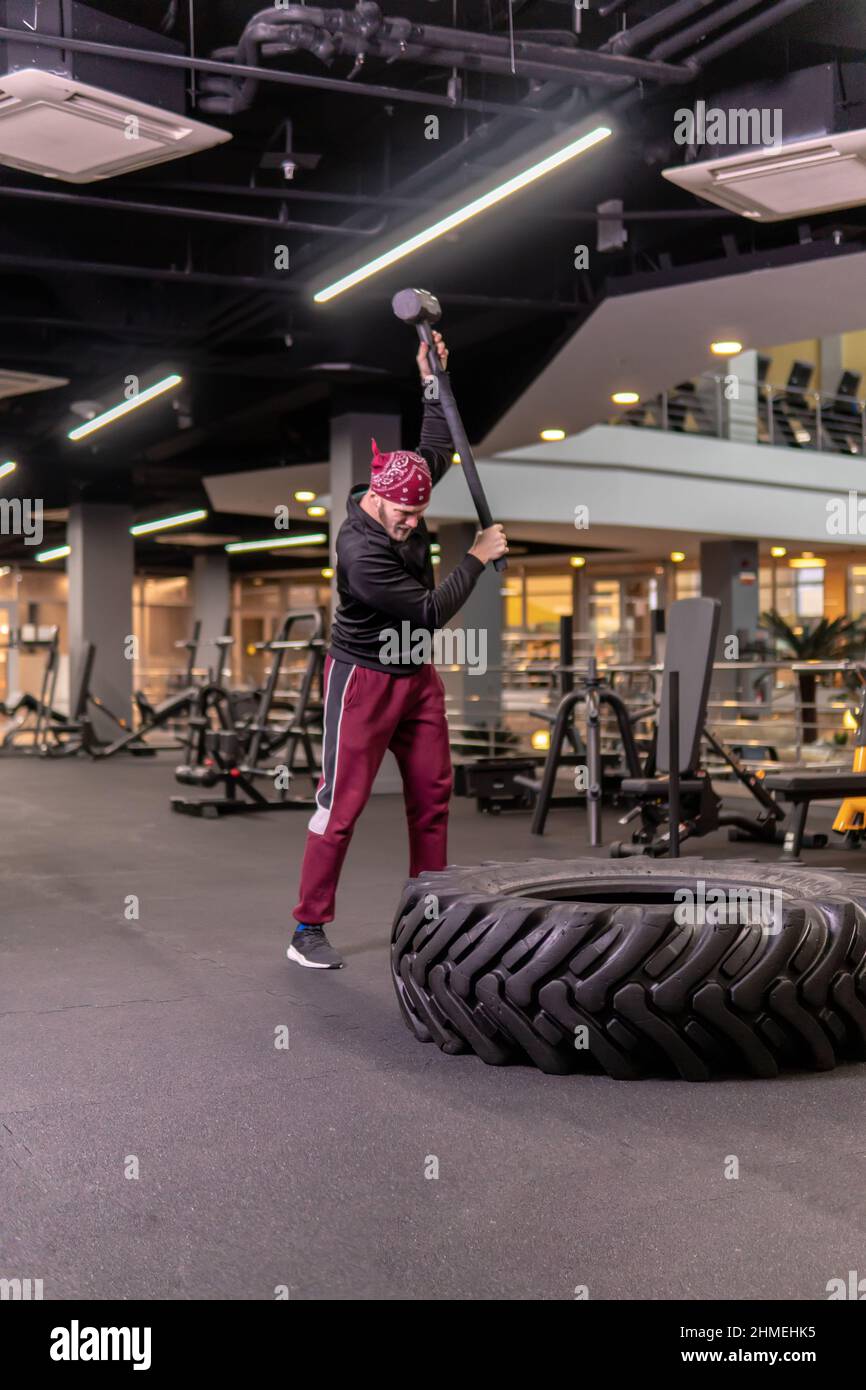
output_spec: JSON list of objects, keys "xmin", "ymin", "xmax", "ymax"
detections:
[
  {"xmin": 137, "ymin": 180, "xmax": 731, "ymax": 219},
  {"xmin": 0, "ymin": 253, "xmax": 300, "ymax": 292},
  {"xmin": 650, "ymin": 0, "xmax": 768, "ymax": 60},
  {"xmin": 244, "ymin": 31, "xmax": 690, "ymax": 88},
  {"xmin": 0, "ymin": 25, "xmax": 556, "ymax": 121},
  {"xmin": 0, "ymin": 184, "xmax": 385, "ymax": 237},
  {"xmin": 376, "ymin": 19, "xmax": 689, "ymax": 83},
  {"xmin": 606, "ymin": 0, "xmax": 717, "ymax": 54},
  {"xmin": 682, "ymin": 0, "xmax": 822, "ymax": 68},
  {"xmin": 204, "ymin": 4, "xmax": 694, "ymax": 108},
  {"xmin": 137, "ymin": 180, "xmax": 423, "ymax": 209}
]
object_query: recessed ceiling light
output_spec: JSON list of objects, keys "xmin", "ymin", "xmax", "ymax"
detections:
[
  {"xmin": 770, "ymin": 546, "xmax": 787, "ymax": 558},
  {"xmin": 451, "ymin": 452, "xmax": 461, "ymax": 464},
  {"xmin": 611, "ymin": 391, "xmax": 640, "ymax": 405},
  {"xmin": 306, "ymin": 505, "xmax": 327, "ymax": 517},
  {"xmin": 294, "ymin": 491, "xmax": 316, "ymax": 503},
  {"xmin": 0, "ymin": 460, "xmax": 16, "ymax": 481},
  {"xmin": 321, "ymin": 567, "xmax": 335, "ymax": 579},
  {"xmin": 540, "ymin": 428, "xmax": 566, "ymax": 442},
  {"xmin": 711, "ymin": 340, "xmax": 744, "ymax": 355},
  {"xmin": 670, "ymin": 551, "xmax": 686, "ymax": 563},
  {"xmin": 570, "ymin": 556, "xmax": 586, "ymax": 568}
]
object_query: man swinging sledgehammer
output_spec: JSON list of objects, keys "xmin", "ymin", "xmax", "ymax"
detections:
[{"xmin": 288, "ymin": 330, "xmax": 508, "ymax": 968}]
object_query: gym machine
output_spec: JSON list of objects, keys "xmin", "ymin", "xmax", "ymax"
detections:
[
  {"xmin": 607, "ymin": 599, "xmax": 791, "ymax": 857},
  {"xmin": 41, "ymin": 626, "xmax": 209, "ymax": 759},
  {"xmin": 525, "ymin": 598, "xmax": 828, "ymax": 860},
  {"xmin": 172, "ymin": 609, "xmax": 325, "ymax": 817},
  {"xmin": 0, "ymin": 626, "xmax": 73, "ymax": 753},
  {"xmin": 761, "ymin": 664, "xmax": 866, "ymax": 859}
]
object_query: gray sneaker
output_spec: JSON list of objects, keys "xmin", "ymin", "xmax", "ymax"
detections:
[{"xmin": 287, "ymin": 926, "xmax": 344, "ymax": 970}]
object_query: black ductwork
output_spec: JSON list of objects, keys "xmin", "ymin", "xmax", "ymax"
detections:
[{"xmin": 198, "ymin": 1, "xmax": 695, "ymax": 115}]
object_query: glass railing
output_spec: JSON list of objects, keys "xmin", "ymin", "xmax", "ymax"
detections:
[
  {"xmin": 609, "ymin": 373, "xmax": 866, "ymax": 457},
  {"xmin": 439, "ymin": 658, "xmax": 866, "ymax": 767}
]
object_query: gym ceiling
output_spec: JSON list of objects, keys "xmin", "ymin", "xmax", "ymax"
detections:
[{"xmin": 0, "ymin": 0, "xmax": 863, "ymax": 571}]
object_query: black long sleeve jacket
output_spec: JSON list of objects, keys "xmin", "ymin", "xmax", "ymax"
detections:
[{"xmin": 328, "ymin": 378, "xmax": 485, "ymax": 675}]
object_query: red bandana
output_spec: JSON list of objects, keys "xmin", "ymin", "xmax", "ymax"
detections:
[{"xmin": 369, "ymin": 438, "xmax": 432, "ymax": 506}]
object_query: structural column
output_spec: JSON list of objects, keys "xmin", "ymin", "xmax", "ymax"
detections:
[
  {"xmin": 699, "ymin": 538, "xmax": 760, "ymax": 709},
  {"xmin": 192, "ymin": 552, "xmax": 231, "ymax": 679},
  {"xmin": 329, "ymin": 410, "xmax": 401, "ymax": 572},
  {"xmin": 819, "ymin": 335, "xmax": 844, "ymax": 450},
  {"xmin": 437, "ymin": 521, "xmax": 502, "ymax": 730},
  {"xmin": 724, "ymin": 349, "xmax": 759, "ymax": 444},
  {"xmin": 67, "ymin": 502, "xmax": 134, "ymax": 730},
  {"xmin": 820, "ymin": 335, "xmax": 844, "ymax": 395}
]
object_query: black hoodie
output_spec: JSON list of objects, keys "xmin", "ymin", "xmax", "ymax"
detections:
[{"xmin": 328, "ymin": 377, "xmax": 485, "ymax": 675}]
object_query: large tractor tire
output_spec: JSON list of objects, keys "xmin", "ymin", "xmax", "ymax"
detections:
[{"xmin": 390, "ymin": 858, "xmax": 866, "ymax": 1081}]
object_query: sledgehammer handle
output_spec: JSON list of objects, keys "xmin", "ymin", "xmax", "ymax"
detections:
[{"xmin": 416, "ymin": 320, "xmax": 506, "ymax": 573}]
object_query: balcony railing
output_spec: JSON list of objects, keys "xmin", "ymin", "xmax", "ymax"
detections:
[{"xmin": 609, "ymin": 373, "xmax": 866, "ymax": 457}]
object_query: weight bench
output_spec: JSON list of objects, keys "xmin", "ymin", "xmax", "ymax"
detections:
[{"xmin": 762, "ymin": 771, "xmax": 866, "ymax": 860}]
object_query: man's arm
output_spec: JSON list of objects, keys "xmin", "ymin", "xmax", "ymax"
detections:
[
  {"xmin": 345, "ymin": 534, "xmax": 483, "ymax": 630},
  {"xmin": 415, "ymin": 333, "xmax": 453, "ymax": 487},
  {"xmin": 417, "ymin": 380, "xmax": 453, "ymax": 486}
]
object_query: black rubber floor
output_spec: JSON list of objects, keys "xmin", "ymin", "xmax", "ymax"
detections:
[{"xmin": 3, "ymin": 756, "xmax": 865, "ymax": 1300}]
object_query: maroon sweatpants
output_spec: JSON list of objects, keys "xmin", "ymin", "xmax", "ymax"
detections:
[{"xmin": 293, "ymin": 656, "xmax": 452, "ymax": 925}]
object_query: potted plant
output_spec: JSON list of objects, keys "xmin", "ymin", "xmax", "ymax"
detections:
[{"xmin": 760, "ymin": 610, "xmax": 866, "ymax": 744}]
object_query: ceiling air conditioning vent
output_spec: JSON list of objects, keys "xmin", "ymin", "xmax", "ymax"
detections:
[
  {"xmin": 0, "ymin": 69, "xmax": 230, "ymax": 183},
  {"xmin": 662, "ymin": 128, "xmax": 866, "ymax": 222},
  {"xmin": 0, "ymin": 368, "xmax": 68, "ymax": 402}
]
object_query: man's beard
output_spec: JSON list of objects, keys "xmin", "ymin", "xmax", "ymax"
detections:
[{"xmin": 378, "ymin": 498, "xmax": 409, "ymax": 541}]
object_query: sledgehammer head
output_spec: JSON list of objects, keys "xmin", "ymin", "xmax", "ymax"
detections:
[{"xmin": 391, "ymin": 287, "xmax": 441, "ymax": 326}]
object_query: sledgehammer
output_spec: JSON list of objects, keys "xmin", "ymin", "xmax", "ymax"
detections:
[{"xmin": 392, "ymin": 287, "xmax": 506, "ymax": 572}]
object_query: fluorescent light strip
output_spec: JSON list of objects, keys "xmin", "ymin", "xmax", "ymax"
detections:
[
  {"xmin": 130, "ymin": 508, "xmax": 208, "ymax": 537},
  {"xmin": 0, "ymin": 460, "xmax": 16, "ymax": 481},
  {"xmin": 225, "ymin": 532, "xmax": 328, "ymax": 554},
  {"xmin": 32, "ymin": 526, "xmax": 326, "ymax": 564},
  {"xmin": 314, "ymin": 125, "xmax": 612, "ymax": 303},
  {"xmin": 68, "ymin": 374, "xmax": 183, "ymax": 441}
]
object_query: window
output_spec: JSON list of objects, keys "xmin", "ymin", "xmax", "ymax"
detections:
[
  {"xmin": 525, "ymin": 575, "xmax": 572, "ymax": 632},
  {"xmin": 794, "ymin": 566, "xmax": 824, "ymax": 619},
  {"xmin": 849, "ymin": 565, "xmax": 866, "ymax": 618},
  {"xmin": 674, "ymin": 569, "xmax": 700, "ymax": 600}
]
